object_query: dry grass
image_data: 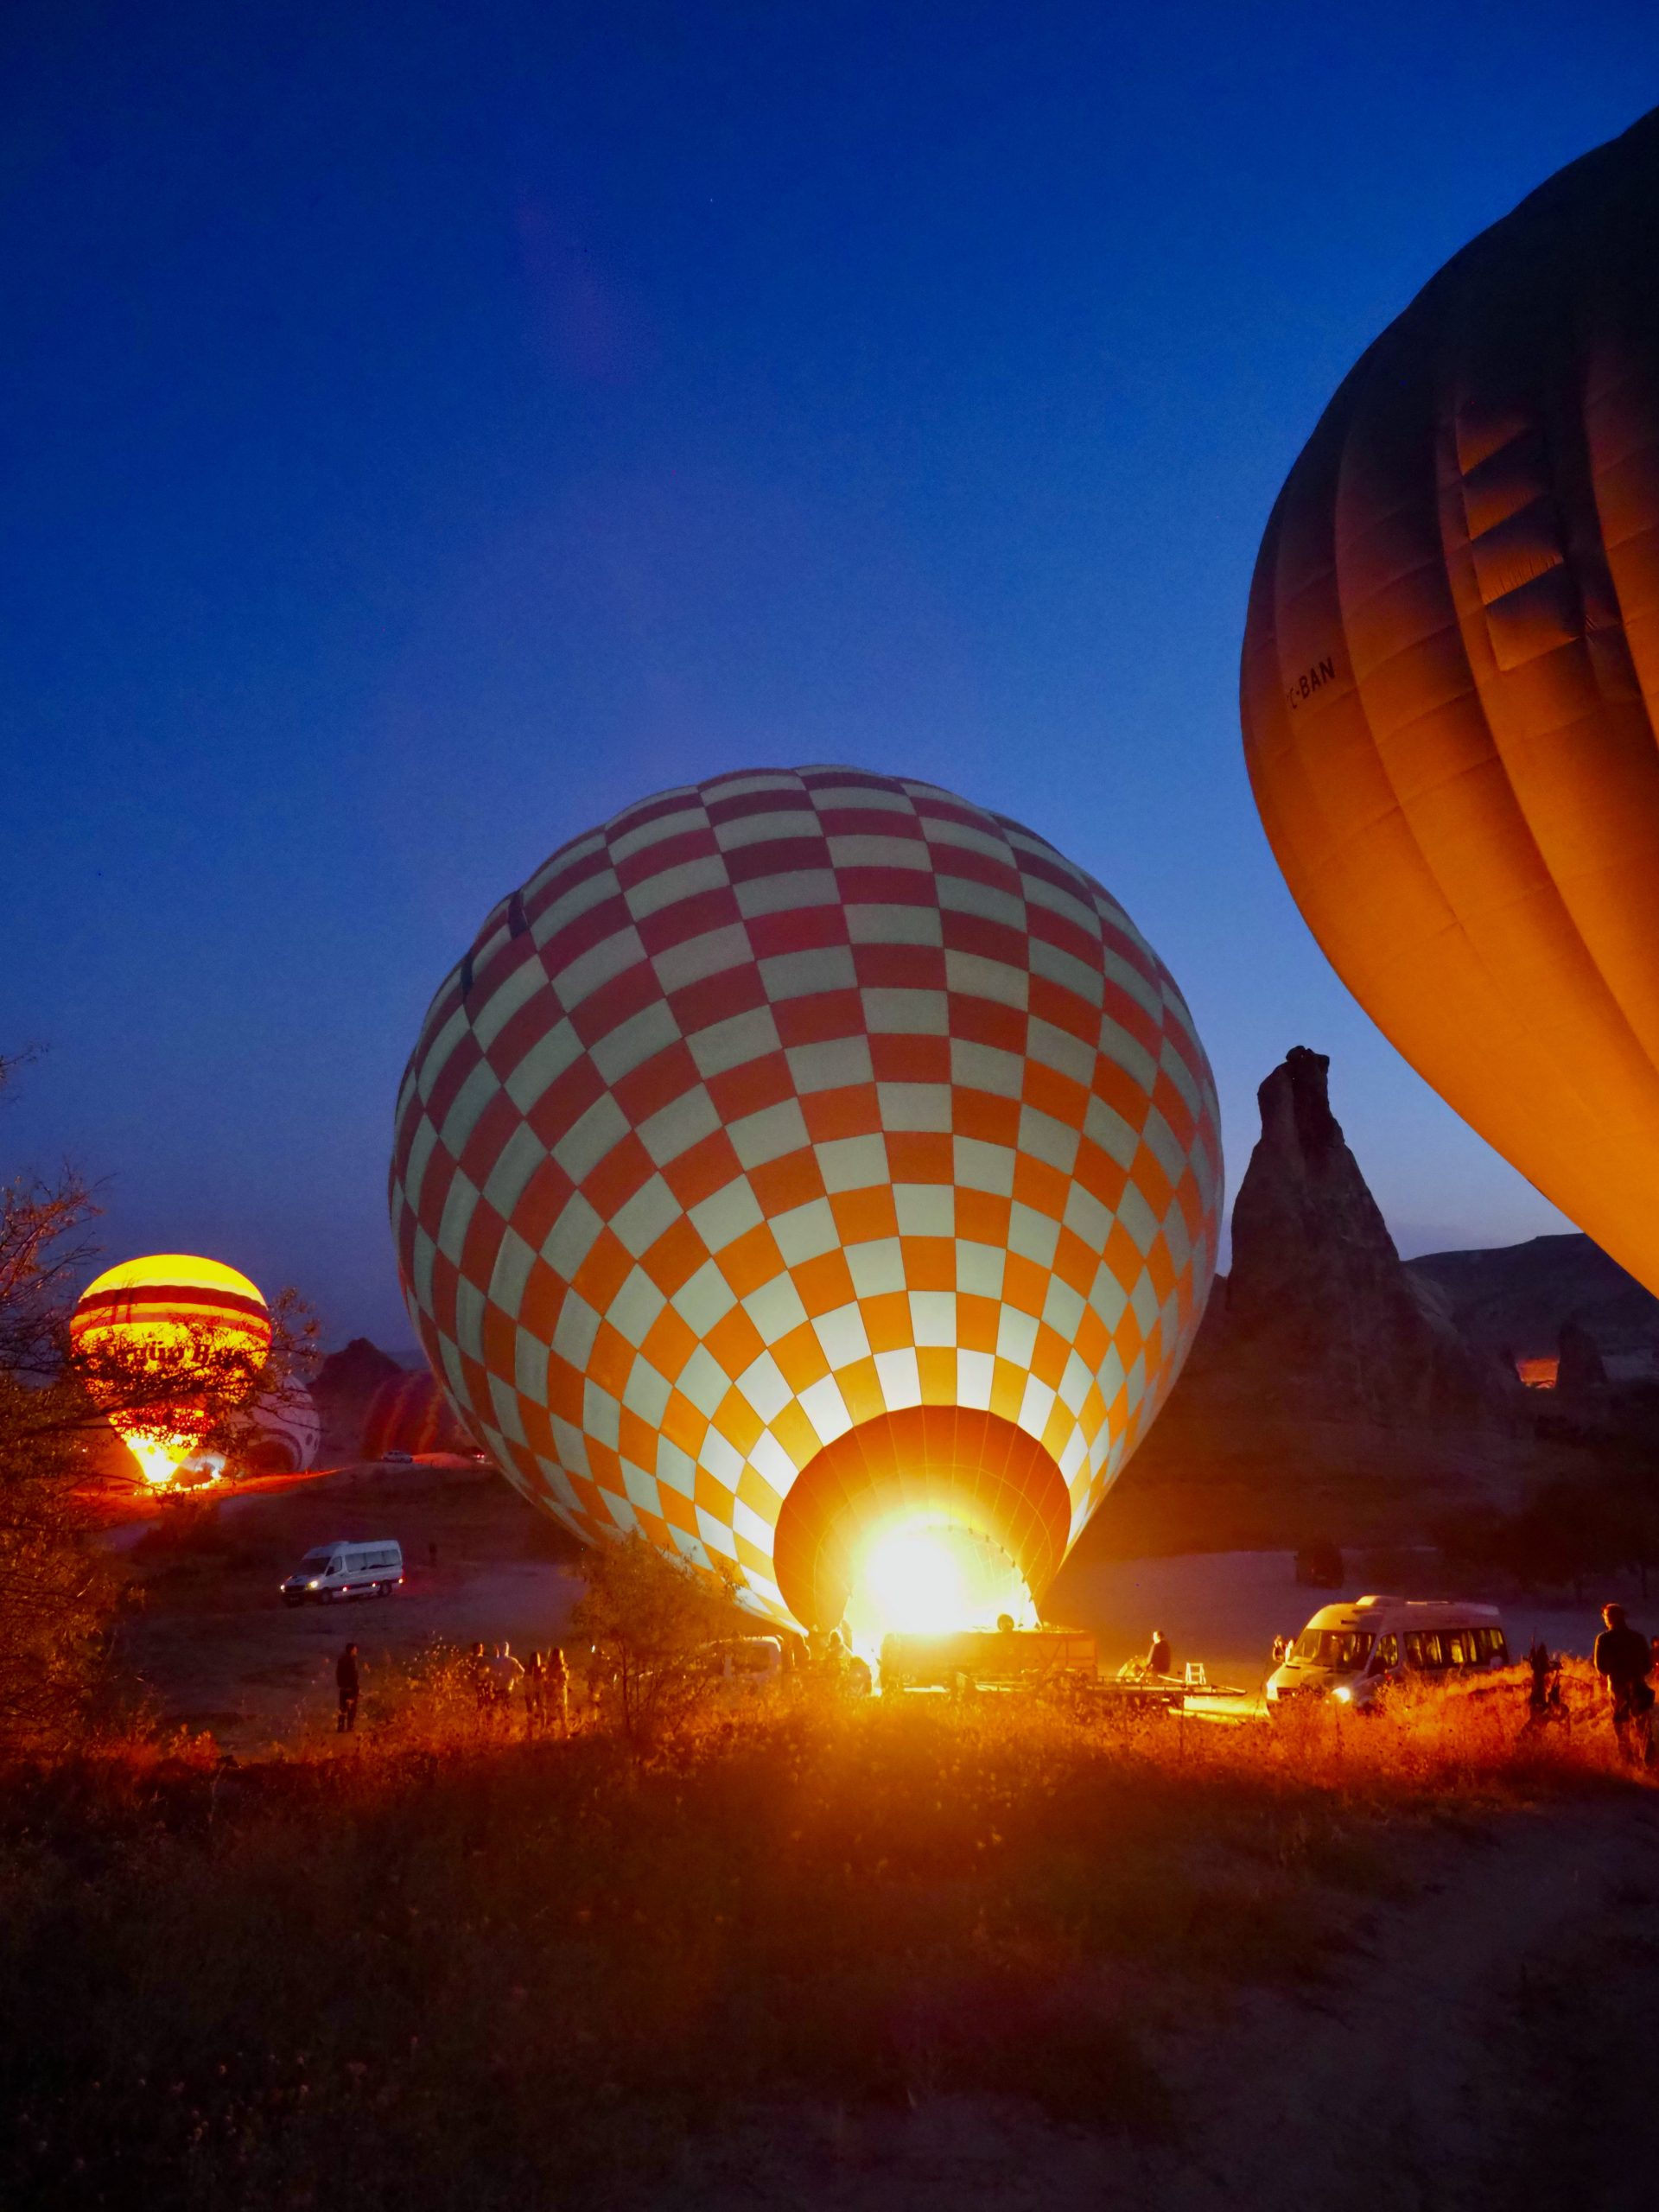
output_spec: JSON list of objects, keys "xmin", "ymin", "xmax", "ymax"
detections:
[{"xmin": 0, "ymin": 1662, "xmax": 1647, "ymax": 2211}]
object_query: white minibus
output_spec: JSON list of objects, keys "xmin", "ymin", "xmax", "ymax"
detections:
[
  {"xmin": 280, "ymin": 1540, "xmax": 404, "ymax": 1606},
  {"xmin": 1267, "ymin": 1595, "xmax": 1508, "ymax": 1713}
]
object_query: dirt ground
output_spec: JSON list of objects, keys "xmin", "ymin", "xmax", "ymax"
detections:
[
  {"xmin": 98, "ymin": 1473, "xmax": 1659, "ymax": 2207},
  {"xmin": 111, "ymin": 1458, "xmax": 584, "ymax": 1749},
  {"xmin": 668, "ymin": 1796, "xmax": 1659, "ymax": 2210}
]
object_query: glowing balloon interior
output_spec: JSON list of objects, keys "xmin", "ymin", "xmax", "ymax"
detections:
[
  {"xmin": 1242, "ymin": 107, "xmax": 1659, "ymax": 1297},
  {"xmin": 70, "ymin": 1255, "xmax": 272, "ymax": 1487},
  {"xmin": 844, "ymin": 1516, "xmax": 1035, "ymax": 1648},
  {"xmin": 391, "ymin": 765, "xmax": 1222, "ymax": 1632}
]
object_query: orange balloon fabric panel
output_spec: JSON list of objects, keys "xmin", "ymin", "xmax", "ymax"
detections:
[{"xmin": 1243, "ymin": 107, "xmax": 1659, "ymax": 1294}]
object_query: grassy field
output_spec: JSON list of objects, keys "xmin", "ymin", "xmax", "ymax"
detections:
[{"xmin": 2, "ymin": 1661, "xmax": 1651, "ymax": 2211}]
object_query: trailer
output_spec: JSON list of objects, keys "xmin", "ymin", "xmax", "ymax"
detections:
[{"xmin": 878, "ymin": 1624, "xmax": 1098, "ymax": 1695}]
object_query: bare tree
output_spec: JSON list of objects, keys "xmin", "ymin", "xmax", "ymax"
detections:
[{"xmin": 569, "ymin": 1534, "xmax": 743, "ymax": 1743}]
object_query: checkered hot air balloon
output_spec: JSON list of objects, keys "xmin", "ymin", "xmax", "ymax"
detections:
[{"xmin": 389, "ymin": 767, "xmax": 1222, "ymax": 1632}]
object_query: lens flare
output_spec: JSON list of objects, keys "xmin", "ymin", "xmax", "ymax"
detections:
[{"xmin": 844, "ymin": 1516, "xmax": 1036, "ymax": 1645}]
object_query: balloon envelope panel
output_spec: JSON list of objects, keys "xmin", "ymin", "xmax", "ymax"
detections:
[
  {"xmin": 239, "ymin": 1383, "xmax": 321, "ymax": 1474},
  {"xmin": 390, "ymin": 766, "xmax": 1221, "ymax": 1626},
  {"xmin": 1242, "ymin": 109, "xmax": 1659, "ymax": 1294},
  {"xmin": 359, "ymin": 1370, "xmax": 470, "ymax": 1461}
]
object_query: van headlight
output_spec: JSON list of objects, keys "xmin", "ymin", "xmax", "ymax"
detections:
[
  {"xmin": 307, "ymin": 1579, "xmax": 319, "ymax": 1588},
  {"xmin": 1333, "ymin": 1685, "xmax": 1352, "ymax": 1703}
]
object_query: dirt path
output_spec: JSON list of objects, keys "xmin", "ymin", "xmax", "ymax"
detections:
[
  {"xmin": 1145, "ymin": 1796, "xmax": 1659, "ymax": 2209},
  {"xmin": 669, "ymin": 1795, "xmax": 1659, "ymax": 2210}
]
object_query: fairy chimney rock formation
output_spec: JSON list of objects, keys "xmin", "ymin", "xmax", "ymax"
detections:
[
  {"xmin": 1217, "ymin": 1047, "xmax": 1513, "ymax": 1426},
  {"xmin": 310, "ymin": 1336, "xmax": 404, "ymax": 1458}
]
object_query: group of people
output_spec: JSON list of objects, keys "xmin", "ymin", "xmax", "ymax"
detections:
[
  {"xmin": 330, "ymin": 1601, "xmax": 1657, "ymax": 1752},
  {"xmin": 465, "ymin": 1641, "xmax": 571, "ymax": 1733},
  {"xmin": 328, "ymin": 1639, "xmax": 575, "ymax": 1736}
]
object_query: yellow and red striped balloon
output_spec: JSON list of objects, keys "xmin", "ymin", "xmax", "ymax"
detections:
[{"xmin": 70, "ymin": 1254, "xmax": 271, "ymax": 1487}]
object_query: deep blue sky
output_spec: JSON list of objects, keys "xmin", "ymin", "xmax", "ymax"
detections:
[{"xmin": 3, "ymin": 2, "xmax": 1655, "ymax": 1345}]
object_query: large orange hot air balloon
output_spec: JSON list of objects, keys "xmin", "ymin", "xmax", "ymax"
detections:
[
  {"xmin": 70, "ymin": 1255, "xmax": 272, "ymax": 1487},
  {"xmin": 1242, "ymin": 109, "xmax": 1659, "ymax": 1295}
]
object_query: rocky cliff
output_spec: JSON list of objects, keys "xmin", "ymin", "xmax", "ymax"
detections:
[
  {"xmin": 1073, "ymin": 1047, "xmax": 1538, "ymax": 1560},
  {"xmin": 1408, "ymin": 1233, "xmax": 1659, "ymax": 1382},
  {"xmin": 1211, "ymin": 1046, "xmax": 1513, "ymax": 1426},
  {"xmin": 310, "ymin": 1337, "xmax": 404, "ymax": 1459}
]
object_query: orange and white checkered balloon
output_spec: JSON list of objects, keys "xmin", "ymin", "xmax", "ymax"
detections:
[{"xmin": 390, "ymin": 767, "xmax": 1221, "ymax": 1628}]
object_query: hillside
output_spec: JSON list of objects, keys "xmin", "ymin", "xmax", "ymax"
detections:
[{"xmin": 1408, "ymin": 1233, "xmax": 1659, "ymax": 1376}]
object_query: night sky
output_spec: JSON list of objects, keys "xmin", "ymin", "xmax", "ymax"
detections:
[{"xmin": 4, "ymin": 2, "xmax": 1656, "ymax": 1345}]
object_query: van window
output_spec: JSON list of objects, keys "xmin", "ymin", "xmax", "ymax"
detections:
[
  {"xmin": 1476, "ymin": 1626, "xmax": 1508, "ymax": 1664},
  {"xmin": 1405, "ymin": 1631, "xmax": 1442, "ymax": 1669},
  {"xmin": 1377, "ymin": 1634, "xmax": 1400, "ymax": 1668},
  {"xmin": 1293, "ymin": 1630, "xmax": 1374, "ymax": 1673}
]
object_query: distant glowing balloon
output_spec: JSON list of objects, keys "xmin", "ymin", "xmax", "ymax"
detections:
[
  {"xmin": 391, "ymin": 766, "xmax": 1222, "ymax": 1633},
  {"xmin": 1242, "ymin": 109, "xmax": 1659, "ymax": 1295},
  {"xmin": 69, "ymin": 1255, "xmax": 271, "ymax": 1488}
]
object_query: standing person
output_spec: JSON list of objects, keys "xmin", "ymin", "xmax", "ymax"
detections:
[
  {"xmin": 467, "ymin": 1640, "xmax": 491, "ymax": 1721},
  {"xmin": 1593, "ymin": 1602, "xmax": 1656, "ymax": 1762},
  {"xmin": 1525, "ymin": 1638, "xmax": 1563, "ymax": 1726},
  {"xmin": 1146, "ymin": 1628, "xmax": 1173, "ymax": 1679},
  {"xmin": 548, "ymin": 1647, "xmax": 571, "ymax": 1735},
  {"xmin": 523, "ymin": 1649, "xmax": 547, "ymax": 1736},
  {"xmin": 487, "ymin": 1640, "xmax": 524, "ymax": 1720},
  {"xmin": 335, "ymin": 1642, "xmax": 360, "ymax": 1734}
]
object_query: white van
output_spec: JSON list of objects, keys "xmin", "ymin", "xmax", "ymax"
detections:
[
  {"xmin": 280, "ymin": 1541, "xmax": 404, "ymax": 1607},
  {"xmin": 704, "ymin": 1637, "xmax": 784, "ymax": 1701},
  {"xmin": 1267, "ymin": 1595, "xmax": 1508, "ymax": 1713}
]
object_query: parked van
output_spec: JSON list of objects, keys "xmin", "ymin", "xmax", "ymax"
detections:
[
  {"xmin": 704, "ymin": 1637, "xmax": 784, "ymax": 1701},
  {"xmin": 280, "ymin": 1541, "xmax": 404, "ymax": 1607},
  {"xmin": 1267, "ymin": 1595, "xmax": 1508, "ymax": 1713}
]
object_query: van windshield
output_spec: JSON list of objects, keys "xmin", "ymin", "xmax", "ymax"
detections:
[
  {"xmin": 300, "ymin": 1549, "xmax": 335, "ymax": 1567},
  {"xmin": 1292, "ymin": 1630, "xmax": 1374, "ymax": 1674}
]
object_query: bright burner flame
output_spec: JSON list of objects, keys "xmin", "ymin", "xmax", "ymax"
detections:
[
  {"xmin": 844, "ymin": 1515, "xmax": 1037, "ymax": 1645},
  {"xmin": 123, "ymin": 1431, "xmax": 195, "ymax": 1490}
]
